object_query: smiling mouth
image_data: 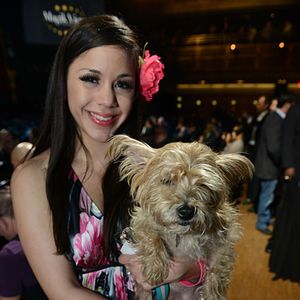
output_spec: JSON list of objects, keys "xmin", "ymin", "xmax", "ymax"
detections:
[
  {"xmin": 89, "ymin": 111, "xmax": 117, "ymax": 126},
  {"xmin": 90, "ymin": 112, "xmax": 113, "ymax": 121}
]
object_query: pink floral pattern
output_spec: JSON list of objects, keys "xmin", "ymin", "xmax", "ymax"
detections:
[
  {"xmin": 67, "ymin": 168, "xmax": 135, "ymax": 299},
  {"xmin": 73, "ymin": 212, "xmax": 108, "ymax": 267},
  {"xmin": 114, "ymin": 268, "xmax": 128, "ymax": 300},
  {"xmin": 82, "ymin": 271, "xmax": 98, "ymax": 290},
  {"xmin": 139, "ymin": 50, "xmax": 164, "ymax": 101}
]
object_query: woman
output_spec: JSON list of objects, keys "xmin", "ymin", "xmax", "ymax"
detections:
[
  {"xmin": 11, "ymin": 15, "xmax": 200, "ymax": 299},
  {"xmin": 222, "ymin": 125, "xmax": 244, "ymax": 155}
]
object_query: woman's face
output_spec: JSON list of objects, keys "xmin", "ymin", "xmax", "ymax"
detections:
[{"xmin": 67, "ymin": 45, "xmax": 136, "ymax": 145}]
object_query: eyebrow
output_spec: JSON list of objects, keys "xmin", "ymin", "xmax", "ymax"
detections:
[
  {"xmin": 80, "ymin": 68, "xmax": 100, "ymax": 74},
  {"xmin": 79, "ymin": 68, "xmax": 134, "ymax": 78}
]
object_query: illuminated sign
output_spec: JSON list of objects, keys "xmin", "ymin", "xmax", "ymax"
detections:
[
  {"xmin": 22, "ymin": 0, "xmax": 105, "ymax": 44},
  {"xmin": 42, "ymin": 4, "xmax": 85, "ymax": 37}
]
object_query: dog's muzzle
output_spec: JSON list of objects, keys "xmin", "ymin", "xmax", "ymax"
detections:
[{"xmin": 177, "ymin": 204, "xmax": 195, "ymax": 222}]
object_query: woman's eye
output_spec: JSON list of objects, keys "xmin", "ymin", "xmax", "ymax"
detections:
[
  {"xmin": 114, "ymin": 80, "xmax": 134, "ymax": 91},
  {"xmin": 79, "ymin": 75, "xmax": 99, "ymax": 85}
]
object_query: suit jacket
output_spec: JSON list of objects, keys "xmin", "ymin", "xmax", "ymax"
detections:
[
  {"xmin": 246, "ymin": 110, "xmax": 269, "ymax": 162},
  {"xmin": 281, "ymin": 104, "xmax": 300, "ymax": 171},
  {"xmin": 255, "ymin": 111, "xmax": 284, "ymax": 179}
]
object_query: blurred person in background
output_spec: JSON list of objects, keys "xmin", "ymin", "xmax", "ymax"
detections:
[
  {"xmin": 0, "ymin": 129, "xmax": 19, "ymax": 183},
  {"xmin": 221, "ymin": 124, "xmax": 246, "ymax": 204},
  {"xmin": 0, "ymin": 141, "xmax": 34, "ymax": 251},
  {"xmin": 199, "ymin": 119, "xmax": 221, "ymax": 151},
  {"xmin": 187, "ymin": 120, "xmax": 202, "ymax": 142},
  {"xmin": 11, "ymin": 142, "xmax": 34, "ymax": 169},
  {"xmin": 222, "ymin": 124, "xmax": 244, "ymax": 154},
  {"xmin": 174, "ymin": 117, "xmax": 189, "ymax": 142},
  {"xmin": 254, "ymin": 93, "xmax": 294, "ymax": 235},
  {"xmin": 244, "ymin": 95, "xmax": 270, "ymax": 211},
  {"xmin": 269, "ymin": 98, "xmax": 278, "ymax": 112},
  {"xmin": 247, "ymin": 95, "xmax": 270, "ymax": 164},
  {"xmin": 0, "ymin": 188, "xmax": 47, "ymax": 299},
  {"xmin": 269, "ymin": 95, "xmax": 300, "ymax": 282},
  {"xmin": 140, "ymin": 116, "xmax": 156, "ymax": 146},
  {"xmin": 153, "ymin": 123, "xmax": 171, "ymax": 147}
]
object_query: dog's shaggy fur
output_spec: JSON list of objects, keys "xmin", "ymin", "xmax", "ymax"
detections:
[{"xmin": 107, "ymin": 134, "xmax": 253, "ymax": 300}]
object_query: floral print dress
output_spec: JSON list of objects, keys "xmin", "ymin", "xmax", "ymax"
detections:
[{"xmin": 66, "ymin": 168, "xmax": 135, "ymax": 299}]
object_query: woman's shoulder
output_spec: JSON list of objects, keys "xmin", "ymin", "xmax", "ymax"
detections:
[
  {"xmin": 10, "ymin": 150, "xmax": 51, "ymax": 212},
  {"xmin": 11, "ymin": 150, "xmax": 50, "ymax": 187}
]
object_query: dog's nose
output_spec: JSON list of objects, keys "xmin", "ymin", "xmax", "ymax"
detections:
[{"xmin": 177, "ymin": 204, "xmax": 195, "ymax": 221}]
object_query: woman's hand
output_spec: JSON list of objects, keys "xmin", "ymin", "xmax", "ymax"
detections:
[
  {"xmin": 119, "ymin": 254, "xmax": 200, "ymax": 290},
  {"xmin": 119, "ymin": 254, "xmax": 152, "ymax": 290}
]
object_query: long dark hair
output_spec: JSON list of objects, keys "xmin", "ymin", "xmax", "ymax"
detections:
[
  {"xmin": 32, "ymin": 15, "xmax": 141, "ymax": 254},
  {"xmin": 102, "ymin": 159, "xmax": 133, "ymax": 260}
]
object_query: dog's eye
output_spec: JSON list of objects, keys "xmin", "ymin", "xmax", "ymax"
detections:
[{"xmin": 161, "ymin": 178, "xmax": 172, "ymax": 185}]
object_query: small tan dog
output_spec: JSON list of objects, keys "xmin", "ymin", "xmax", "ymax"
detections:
[{"xmin": 107, "ymin": 134, "xmax": 253, "ymax": 300}]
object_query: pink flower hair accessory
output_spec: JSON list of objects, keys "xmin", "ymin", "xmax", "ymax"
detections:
[{"xmin": 139, "ymin": 48, "xmax": 165, "ymax": 101}]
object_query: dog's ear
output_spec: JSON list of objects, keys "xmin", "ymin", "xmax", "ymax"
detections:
[
  {"xmin": 107, "ymin": 134, "xmax": 155, "ymax": 176},
  {"xmin": 216, "ymin": 153, "xmax": 254, "ymax": 184},
  {"xmin": 107, "ymin": 134, "xmax": 155, "ymax": 161}
]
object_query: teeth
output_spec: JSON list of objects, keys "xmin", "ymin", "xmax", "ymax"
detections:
[{"xmin": 90, "ymin": 112, "xmax": 112, "ymax": 121}]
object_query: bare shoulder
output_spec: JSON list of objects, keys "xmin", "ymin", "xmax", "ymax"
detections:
[
  {"xmin": 12, "ymin": 151, "xmax": 48, "ymax": 182},
  {"xmin": 11, "ymin": 150, "xmax": 49, "ymax": 206}
]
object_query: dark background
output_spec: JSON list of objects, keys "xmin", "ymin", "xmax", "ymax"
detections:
[{"xmin": 1, "ymin": 0, "xmax": 300, "ymax": 124}]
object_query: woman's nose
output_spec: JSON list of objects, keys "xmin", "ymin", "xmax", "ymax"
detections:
[{"xmin": 97, "ymin": 82, "xmax": 117, "ymax": 107}]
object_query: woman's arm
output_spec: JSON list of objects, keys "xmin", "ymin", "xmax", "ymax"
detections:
[{"xmin": 11, "ymin": 159, "xmax": 106, "ymax": 300}]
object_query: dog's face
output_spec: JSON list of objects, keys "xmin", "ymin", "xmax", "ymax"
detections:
[{"xmin": 107, "ymin": 135, "xmax": 253, "ymax": 235}]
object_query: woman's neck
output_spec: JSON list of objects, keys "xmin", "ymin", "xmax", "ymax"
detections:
[{"xmin": 73, "ymin": 138, "xmax": 110, "ymax": 175}]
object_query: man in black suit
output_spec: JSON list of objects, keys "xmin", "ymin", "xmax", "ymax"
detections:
[
  {"xmin": 255, "ymin": 93, "xmax": 295, "ymax": 235},
  {"xmin": 269, "ymin": 96, "xmax": 300, "ymax": 281},
  {"xmin": 245, "ymin": 95, "xmax": 270, "ymax": 211}
]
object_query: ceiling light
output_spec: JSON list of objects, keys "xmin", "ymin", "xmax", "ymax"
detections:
[{"xmin": 230, "ymin": 43, "xmax": 236, "ymax": 51}]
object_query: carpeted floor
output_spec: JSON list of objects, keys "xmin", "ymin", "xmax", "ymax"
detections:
[{"xmin": 227, "ymin": 202, "xmax": 300, "ymax": 300}]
